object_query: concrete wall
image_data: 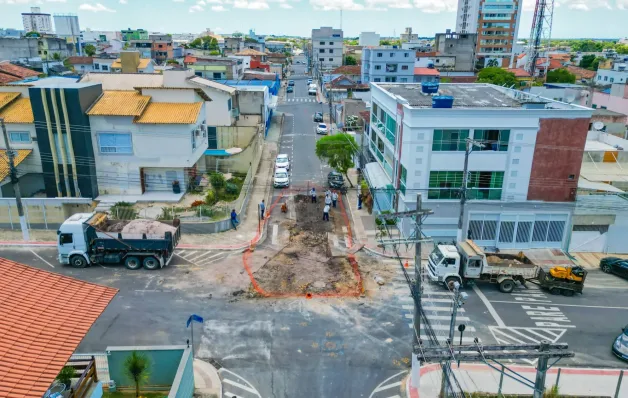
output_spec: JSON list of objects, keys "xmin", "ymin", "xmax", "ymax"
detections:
[
  {"xmin": 207, "ymin": 125, "xmax": 263, "ymax": 174},
  {"xmin": 89, "ymin": 108, "xmax": 206, "ymax": 195},
  {"xmin": 434, "ymin": 32, "xmax": 477, "ymax": 72},
  {"xmin": 0, "ymin": 37, "xmax": 74, "ymax": 62},
  {"xmin": 592, "ymin": 91, "xmax": 628, "ymax": 115},
  {"xmin": 0, "ymin": 197, "xmax": 93, "ymax": 229},
  {"xmin": 204, "ymin": 87, "xmax": 234, "ymax": 127},
  {"xmin": 359, "ymin": 32, "xmax": 380, "ymax": 47},
  {"xmin": 169, "ymin": 349, "xmax": 194, "ymax": 398}
]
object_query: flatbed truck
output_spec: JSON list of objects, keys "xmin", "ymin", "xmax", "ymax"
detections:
[{"xmin": 57, "ymin": 212, "xmax": 181, "ymax": 270}]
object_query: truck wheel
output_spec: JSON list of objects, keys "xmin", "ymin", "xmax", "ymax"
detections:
[
  {"xmin": 143, "ymin": 256, "xmax": 160, "ymax": 270},
  {"xmin": 549, "ymin": 287, "xmax": 561, "ymax": 295},
  {"xmin": 70, "ymin": 255, "xmax": 88, "ymax": 268},
  {"xmin": 498, "ymin": 279, "xmax": 515, "ymax": 293},
  {"xmin": 444, "ymin": 277, "xmax": 459, "ymax": 291},
  {"xmin": 124, "ymin": 256, "xmax": 142, "ymax": 270},
  {"xmin": 562, "ymin": 289, "xmax": 575, "ymax": 297}
]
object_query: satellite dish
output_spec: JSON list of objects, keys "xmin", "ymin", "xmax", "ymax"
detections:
[{"xmin": 593, "ymin": 121, "xmax": 605, "ymax": 131}]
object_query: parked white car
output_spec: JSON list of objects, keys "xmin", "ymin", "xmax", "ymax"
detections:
[
  {"xmin": 316, "ymin": 123, "xmax": 328, "ymax": 135},
  {"xmin": 276, "ymin": 154, "xmax": 290, "ymax": 170},
  {"xmin": 273, "ymin": 168, "xmax": 290, "ymax": 188},
  {"xmin": 308, "ymin": 87, "xmax": 317, "ymax": 96}
]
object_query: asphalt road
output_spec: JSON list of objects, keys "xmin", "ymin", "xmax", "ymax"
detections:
[{"xmin": 278, "ymin": 55, "xmax": 331, "ymax": 189}]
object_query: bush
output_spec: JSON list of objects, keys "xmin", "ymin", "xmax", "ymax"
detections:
[
  {"xmin": 56, "ymin": 365, "xmax": 75, "ymax": 388},
  {"xmin": 225, "ymin": 182, "xmax": 239, "ymax": 195},
  {"xmin": 210, "ymin": 173, "xmax": 226, "ymax": 190},
  {"xmin": 205, "ymin": 189, "xmax": 217, "ymax": 205}
]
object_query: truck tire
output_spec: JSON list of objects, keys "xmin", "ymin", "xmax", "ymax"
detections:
[
  {"xmin": 549, "ymin": 287, "xmax": 561, "ymax": 295},
  {"xmin": 124, "ymin": 256, "xmax": 142, "ymax": 270},
  {"xmin": 498, "ymin": 279, "xmax": 515, "ymax": 293},
  {"xmin": 143, "ymin": 256, "xmax": 160, "ymax": 270},
  {"xmin": 561, "ymin": 289, "xmax": 575, "ymax": 297},
  {"xmin": 445, "ymin": 277, "xmax": 460, "ymax": 291},
  {"xmin": 70, "ymin": 255, "xmax": 88, "ymax": 268}
]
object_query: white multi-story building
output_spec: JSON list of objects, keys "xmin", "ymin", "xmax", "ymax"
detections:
[
  {"xmin": 359, "ymin": 32, "xmax": 380, "ymax": 47},
  {"xmin": 361, "ymin": 47, "xmax": 414, "ymax": 84},
  {"xmin": 312, "ymin": 27, "xmax": 343, "ymax": 71},
  {"xmin": 365, "ymin": 82, "xmax": 592, "ymax": 250},
  {"xmin": 22, "ymin": 7, "xmax": 53, "ymax": 34},
  {"xmin": 53, "ymin": 14, "xmax": 81, "ymax": 55},
  {"xmin": 455, "ymin": 0, "xmax": 523, "ymax": 67},
  {"xmin": 595, "ymin": 63, "xmax": 628, "ymax": 85}
]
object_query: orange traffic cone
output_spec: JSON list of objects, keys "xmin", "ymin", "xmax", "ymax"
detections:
[{"xmin": 404, "ymin": 261, "xmax": 409, "ymax": 268}]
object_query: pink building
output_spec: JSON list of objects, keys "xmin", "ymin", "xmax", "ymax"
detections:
[{"xmin": 592, "ymin": 83, "xmax": 628, "ymax": 115}]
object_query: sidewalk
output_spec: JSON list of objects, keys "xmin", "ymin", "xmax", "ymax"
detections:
[
  {"xmin": 194, "ymin": 358, "xmax": 222, "ymax": 397},
  {"xmin": 0, "ymin": 113, "xmax": 283, "ymax": 251},
  {"xmin": 407, "ymin": 363, "xmax": 628, "ymax": 397}
]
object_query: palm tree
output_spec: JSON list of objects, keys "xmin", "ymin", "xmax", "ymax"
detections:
[{"xmin": 123, "ymin": 351, "xmax": 151, "ymax": 397}]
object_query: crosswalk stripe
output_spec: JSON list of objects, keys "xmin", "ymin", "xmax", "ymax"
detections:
[
  {"xmin": 423, "ymin": 306, "xmax": 465, "ymax": 312},
  {"xmin": 425, "ymin": 315, "xmax": 470, "ymax": 321},
  {"xmin": 223, "ymin": 378, "xmax": 259, "ymax": 395},
  {"xmin": 187, "ymin": 251, "xmax": 215, "ymax": 262},
  {"xmin": 418, "ymin": 298, "xmax": 454, "ymax": 303},
  {"xmin": 405, "ymin": 322, "xmax": 476, "ymax": 332}
]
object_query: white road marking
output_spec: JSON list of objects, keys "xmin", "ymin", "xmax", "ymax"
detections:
[
  {"xmin": 272, "ymin": 224, "xmax": 278, "ymax": 245},
  {"xmin": 472, "ymin": 284, "xmax": 506, "ymax": 327},
  {"xmin": 425, "ymin": 315, "xmax": 471, "ymax": 322},
  {"xmin": 331, "ymin": 233, "xmax": 339, "ymax": 248},
  {"xmin": 187, "ymin": 251, "xmax": 215, "ymax": 262},
  {"xmin": 404, "ymin": 320, "xmax": 476, "ymax": 331},
  {"xmin": 372, "ymin": 381, "xmax": 402, "ymax": 393},
  {"xmin": 368, "ymin": 371, "xmax": 407, "ymax": 398},
  {"xmin": 423, "ymin": 306, "xmax": 465, "ymax": 313},
  {"xmin": 30, "ymin": 250, "xmax": 54, "ymax": 268},
  {"xmin": 488, "ymin": 300, "xmax": 628, "ymax": 310},
  {"xmin": 223, "ymin": 378, "xmax": 259, "ymax": 395}
]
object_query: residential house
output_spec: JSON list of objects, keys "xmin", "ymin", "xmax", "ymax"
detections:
[
  {"xmin": 266, "ymin": 52, "xmax": 288, "ymax": 65},
  {"xmin": 331, "ymin": 65, "xmax": 361, "ymax": 82},
  {"xmin": 589, "ymin": 108, "xmax": 627, "ymax": 138},
  {"xmin": 401, "ymin": 40, "xmax": 433, "ymax": 52},
  {"xmin": 244, "ymin": 29, "xmax": 266, "ymax": 53},
  {"xmin": 400, "ymin": 27, "xmax": 418, "ymax": 43},
  {"xmin": 86, "ymin": 89, "xmax": 207, "ymax": 196},
  {"xmin": 0, "ymin": 61, "xmax": 40, "ymax": 83},
  {"xmin": 67, "ymin": 56, "xmax": 94, "ymax": 74},
  {"xmin": 265, "ymin": 40, "xmax": 291, "ymax": 53},
  {"xmin": 92, "ymin": 56, "xmax": 117, "ymax": 73},
  {"xmin": 565, "ymin": 65, "xmax": 596, "ymax": 83},
  {"xmin": 0, "ymin": 88, "xmax": 43, "ymax": 198},
  {"xmin": 224, "ymin": 36, "xmax": 244, "ymax": 55},
  {"xmin": 361, "ymin": 47, "xmax": 414, "ymax": 84},
  {"xmin": 241, "ymin": 71, "xmax": 280, "ymax": 94},
  {"xmin": 323, "ymin": 75, "xmax": 370, "ymax": 104},
  {"xmin": 506, "ymin": 68, "xmax": 533, "ymax": 87},
  {"xmin": 229, "ymin": 55, "xmax": 251, "ymax": 70},
  {"xmin": 312, "ymin": 27, "xmax": 343, "ymax": 70},
  {"xmin": 150, "ymin": 34, "xmax": 174, "ymax": 64},
  {"xmin": 366, "ymin": 82, "xmax": 592, "ymax": 249},
  {"xmin": 340, "ymin": 98, "xmax": 368, "ymax": 131},
  {"xmin": 0, "ymin": 37, "xmax": 75, "ymax": 68},
  {"xmin": 413, "ymin": 67, "xmax": 440, "ymax": 83},
  {"xmin": 359, "ymin": 32, "xmax": 380, "ymax": 47},
  {"xmin": 184, "ymin": 55, "xmax": 243, "ymax": 80},
  {"xmin": 529, "ymin": 83, "xmax": 589, "ymax": 107},
  {"xmin": 121, "ymin": 28, "xmax": 149, "ymax": 41},
  {"xmin": 591, "ymin": 83, "xmax": 628, "ymax": 119},
  {"xmin": 596, "ymin": 63, "xmax": 628, "ymax": 85},
  {"xmin": 434, "ymin": 30, "xmax": 477, "ymax": 72},
  {"xmin": 111, "ymin": 52, "xmax": 156, "ymax": 73},
  {"xmin": 235, "ymin": 48, "xmax": 267, "ymax": 63},
  {"xmin": 128, "ymin": 39, "xmax": 152, "ymax": 58},
  {"xmin": 270, "ymin": 63, "xmax": 283, "ymax": 77}
]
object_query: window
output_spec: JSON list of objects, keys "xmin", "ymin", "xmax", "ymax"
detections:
[
  {"xmin": 375, "ymin": 65, "xmax": 381, "ymax": 70},
  {"xmin": 601, "ymin": 106, "xmax": 607, "ymax": 109},
  {"xmin": 384, "ymin": 77, "xmax": 397, "ymax": 82},
  {"xmin": 400, "ymin": 78, "xmax": 407, "ymax": 82},
  {"xmin": 401, "ymin": 65, "xmax": 408, "ymax": 70},
  {"xmin": 611, "ymin": 78, "xmax": 614, "ymax": 83},
  {"xmin": 98, "ymin": 132, "xmax": 133, "ymax": 154},
  {"xmin": 432, "ymin": 129, "xmax": 469, "ymax": 151},
  {"xmin": 516, "ymin": 133, "xmax": 523, "ymax": 140},
  {"xmin": 511, "ymin": 170, "xmax": 518, "ymax": 177},
  {"xmin": 329, "ymin": 58, "xmax": 333, "ymax": 61},
  {"xmin": 59, "ymin": 234, "xmax": 73, "ymax": 245},
  {"xmin": 374, "ymin": 78, "xmax": 381, "ymax": 82},
  {"xmin": 9, "ymin": 132, "xmax": 31, "ymax": 143},
  {"xmin": 400, "ymin": 165, "xmax": 407, "ymax": 195},
  {"xmin": 512, "ymin": 158, "xmax": 520, "ymax": 165},
  {"xmin": 94, "ymin": 63, "xmax": 100, "ymax": 70},
  {"xmin": 473, "ymin": 129, "xmax": 510, "ymax": 151},
  {"xmin": 428, "ymin": 171, "xmax": 462, "ymax": 199},
  {"xmin": 514, "ymin": 146, "xmax": 521, "ymax": 153},
  {"xmin": 207, "ymin": 126, "xmax": 217, "ymax": 149},
  {"xmin": 319, "ymin": 49, "xmax": 325, "ymax": 53},
  {"xmin": 319, "ymin": 58, "xmax": 324, "ymax": 62},
  {"xmin": 320, "ymin": 41, "xmax": 325, "ymax": 45},
  {"xmin": 390, "ymin": 52, "xmax": 394, "ymax": 57},
  {"xmin": 329, "ymin": 49, "xmax": 334, "ymax": 53},
  {"xmin": 598, "ymin": 76, "xmax": 601, "ymax": 80},
  {"xmin": 428, "ymin": 171, "xmax": 504, "ymax": 200},
  {"xmin": 568, "ymin": 174, "xmax": 575, "ymax": 180},
  {"xmin": 404, "ymin": 53, "xmax": 409, "ymax": 57},
  {"xmin": 377, "ymin": 52, "xmax": 383, "ymax": 57},
  {"xmin": 386, "ymin": 64, "xmax": 398, "ymax": 72},
  {"xmin": 227, "ymin": 98, "xmax": 232, "ymax": 111},
  {"xmin": 329, "ymin": 42, "xmax": 333, "ymax": 45},
  {"xmin": 592, "ymin": 104, "xmax": 597, "ymax": 108},
  {"xmin": 213, "ymin": 72, "xmax": 221, "ymax": 79},
  {"xmin": 604, "ymin": 76, "xmax": 608, "ymax": 81},
  {"xmin": 102, "ymin": 65, "xmax": 109, "ymax": 71}
]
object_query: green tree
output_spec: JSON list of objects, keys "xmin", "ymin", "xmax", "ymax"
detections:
[
  {"xmin": 344, "ymin": 55, "xmax": 357, "ymax": 65},
  {"xmin": 380, "ymin": 39, "xmax": 392, "ymax": 45},
  {"xmin": 579, "ymin": 54, "xmax": 596, "ymax": 69},
  {"xmin": 546, "ymin": 68, "xmax": 576, "ymax": 83},
  {"xmin": 232, "ymin": 32, "xmax": 243, "ymax": 38},
  {"xmin": 477, "ymin": 67, "xmax": 518, "ymax": 87},
  {"xmin": 486, "ymin": 58, "xmax": 499, "ymax": 67},
  {"xmin": 124, "ymin": 351, "xmax": 151, "ymax": 398},
  {"xmin": 590, "ymin": 56, "xmax": 605, "ymax": 71},
  {"xmin": 25, "ymin": 31, "xmax": 40, "ymax": 38},
  {"xmin": 166, "ymin": 59, "xmax": 179, "ymax": 65},
  {"xmin": 315, "ymin": 134, "xmax": 358, "ymax": 187},
  {"xmin": 52, "ymin": 52, "xmax": 61, "ymax": 61},
  {"xmin": 84, "ymin": 44, "xmax": 96, "ymax": 56},
  {"xmin": 56, "ymin": 366, "xmax": 75, "ymax": 389}
]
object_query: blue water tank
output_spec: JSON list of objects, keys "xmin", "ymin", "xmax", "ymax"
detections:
[
  {"xmin": 421, "ymin": 82, "xmax": 439, "ymax": 94},
  {"xmin": 432, "ymin": 95, "xmax": 454, "ymax": 108}
]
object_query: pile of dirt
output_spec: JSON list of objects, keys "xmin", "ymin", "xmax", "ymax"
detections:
[
  {"xmin": 106, "ymin": 219, "xmax": 178, "ymax": 236},
  {"xmin": 251, "ymin": 194, "xmax": 359, "ymax": 295}
]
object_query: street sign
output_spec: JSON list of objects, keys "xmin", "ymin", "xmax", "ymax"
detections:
[{"xmin": 187, "ymin": 314, "xmax": 204, "ymax": 328}]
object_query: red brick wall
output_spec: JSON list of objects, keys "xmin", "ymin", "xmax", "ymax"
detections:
[{"xmin": 527, "ymin": 118, "xmax": 590, "ymax": 202}]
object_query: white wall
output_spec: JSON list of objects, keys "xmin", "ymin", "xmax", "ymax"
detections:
[
  {"xmin": 359, "ymin": 32, "xmax": 380, "ymax": 47},
  {"xmin": 203, "ymin": 88, "xmax": 233, "ymax": 126},
  {"xmin": 0, "ymin": 123, "xmax": 41, "ymax": 175},
  {"xmin": 89, "ymin": 108, "xmax": 207, "ymax": 195},
  {"xmin": 139, "ymin": 88, "xmax": 197, "ymax": 103}
]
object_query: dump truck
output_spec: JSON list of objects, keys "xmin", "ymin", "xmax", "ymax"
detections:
[
  {"xmin": 426, "ymin": 240, "xmax": 587, "ymax": 295},
  {"xmin": 57, "ymin": 212, "xmax": 181, "ymax": 270}
]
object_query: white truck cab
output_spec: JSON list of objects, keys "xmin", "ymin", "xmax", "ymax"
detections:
[
  {"xmin": 57, "ymin": 213, "xmax": 93, "ymax": 265},
  {"xmin": 427, "ymin": 244, "xmax": 461, "ymax": 287}
]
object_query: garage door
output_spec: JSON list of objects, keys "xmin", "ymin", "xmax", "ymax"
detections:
[
  {"xmin": 143, "ymin": 168, "xmax": 185, "ymax": 192},
  {"xmin": 569, "ymin": 225, "xmax": 609, "ymax": 252}
]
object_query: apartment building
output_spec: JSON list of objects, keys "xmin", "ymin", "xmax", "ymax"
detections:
[
  {"xmin": 22, "ymin": 7, "xmax": 53, "ymax": 34},
  {"xmin": 312, "ymin": 27, "xmax": 343, "ymax": 71},
  {"xmin": 366, "ymin": 82, "xmax": 592, "ymax": 250},
  {"xmin": 150, "ymin": 34, "xmax": 173, "ymax": 64},
  {"xmin": 455, "ymin": 0, "xmax": 523, "ymax": 67},
  {"xmin": 400, "ymin": 27, "xmax": 418, "ymax": 43},
  {"xmin": 361, "ymin": 47, "xmax": 414, "ymax": 84},
  {"xmin": 434, "ymin": 31, "xmax": 477, "ymax": 72}
]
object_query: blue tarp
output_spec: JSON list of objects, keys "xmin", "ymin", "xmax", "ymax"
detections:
[
  {"xmin": 204, "ymin": 149, "xmax": 232, "ymax": 156},
  {"xmin": 216, "ymin": 78, "xmax": 280, "ymax": 96}
]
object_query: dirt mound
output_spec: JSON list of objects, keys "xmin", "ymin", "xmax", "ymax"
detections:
[{"xmin": 119, "ymin": 219, "xmax": 177, "ymax": 236}]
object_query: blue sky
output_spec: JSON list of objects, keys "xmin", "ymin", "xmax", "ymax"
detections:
[{"xmin": 0, "ymin": 0, "xmax": 626, "ymax": 38}]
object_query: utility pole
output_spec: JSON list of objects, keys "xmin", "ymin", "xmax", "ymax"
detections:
[
  {"xmin": 440, "ymin": 281, "xmax": 468, "ymax": 397},
  {"xmin": 0, "ymin": 118, "xmax": 30, "ymax": 241},
  {"xmin": 456, "ymin": 138, "xmax": 484, "ymax": 243}
]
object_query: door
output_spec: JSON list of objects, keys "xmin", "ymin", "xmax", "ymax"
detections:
[
  {"xmin": 140, "ymin": 167, "xmax": 146, "ymax": 194},
  {"xmin": 143, "ymin": 168, "xmax": 183, "ymax": 192}
]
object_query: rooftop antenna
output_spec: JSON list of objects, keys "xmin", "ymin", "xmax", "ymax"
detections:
[{"xmin": 340, "ymin": 8, "xmax": 343, "ymax": 30}]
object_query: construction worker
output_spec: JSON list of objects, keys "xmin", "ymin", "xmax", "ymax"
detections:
[
  {"xmin": 325, "ymin": 189, "xmax": 331, "ymax": 199},
  {"xmin": 323, "ymin": 204, "xmax": 330, "ymax": 221},
  {"xmin": 310, "ymin": 187, "xmax": 317, "ymax": 203},
  {"xmin": 230, "ymin": 209, "xmax": 238, "ymax": 230},
  {"xmin": 325, "ymin": 193, "xmax": 332, "ymax": 206},
  {"xmin": 259, "ymin": 199, "xmax": 266, "ymax": 220},
  {"xmin": 281, "ymin": 202, "xmax": 288, "ymax": 213},
  {"xmin": 332, "ymin": 191, "xmax": 338, "ymax": 208}
]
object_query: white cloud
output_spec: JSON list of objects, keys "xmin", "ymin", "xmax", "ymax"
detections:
[
  {"xmin": 617, "ymin": 0, "xmax": 628, "ymax": 9},
  {"xmin": 78, "ymin": 3, "xmax": 116, "ymax": 12},
  {"xmin": 366, "ymin": 0, "xmax": 411, "ymax": 9},
  {"xmin": 310, "ymin": 0, "xmax": 364, "ymax": 11},
  {"xmin": 234, "ymin": 0, "xmax": 269, "ymax": 8},
  {"xmin": 211, "ymin": 4, "xmax": 227, "ymax": 10},
  {"xmin": 46, "ymin": 0, "xmax": 68, "ymax": 3},
  {"xmin": 119, "ymin": 0, "xmax": 127, "ymax": 3},
  {"xmin": 279, "ymin": 2, "xmax": 292, "ymax": 7},
  {"xmin": 197, "ymin": 0, "xmax": 205, "ymax": 4},
  {"xmin": 412, "ymin": 0, "xmax": 456, "ymax": 13},
  {"xmin": 172, "ymin": 0, "xmax": 185, "ymax": 2},
  {"xmin": 189, "ymin": 3, "xmax": 204, "ymax": 10}
]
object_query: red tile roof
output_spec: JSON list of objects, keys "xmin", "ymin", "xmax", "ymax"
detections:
[
  {"xmin": 507, "ymin": 68, "xmax": 531, "ymax": 78},
  {"xmin": 536, "ymin": 58, "xmax": 563, "ymax": 70},
  {"xmin": 0, "ymin": 62, "xmax": 39, "ymax": 80},
  {"xmin": 67, "ymin": 56, "xmax": 93, "ymax": 65},
  {"xmin": 0, "ymin": 73, "xmax": 20, "ymax": 84},
  {"xmin": 0, "ymin": 258, "xmax": 117, "ymax": 398},
  {"xmin": 416, "ymin": 51, "xmax": 438, "ymax": 57},
  {"xmin": 517, "ymin": 53, "xmax": 526, "ymax": 60},
  {"xmin": 331, "ymin": 65, "xmax": 361, "ymax": 76},
  {"xmin": 183, "ymin": 55, "xmax": 197, "ymax": 64},
  {"xmin": 566, "ymin": 65, "xmax": 596, "ymax": 80},
  {"xmin": 414, "ymin": 67, "xmax": 440, "ymax": 76}
]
